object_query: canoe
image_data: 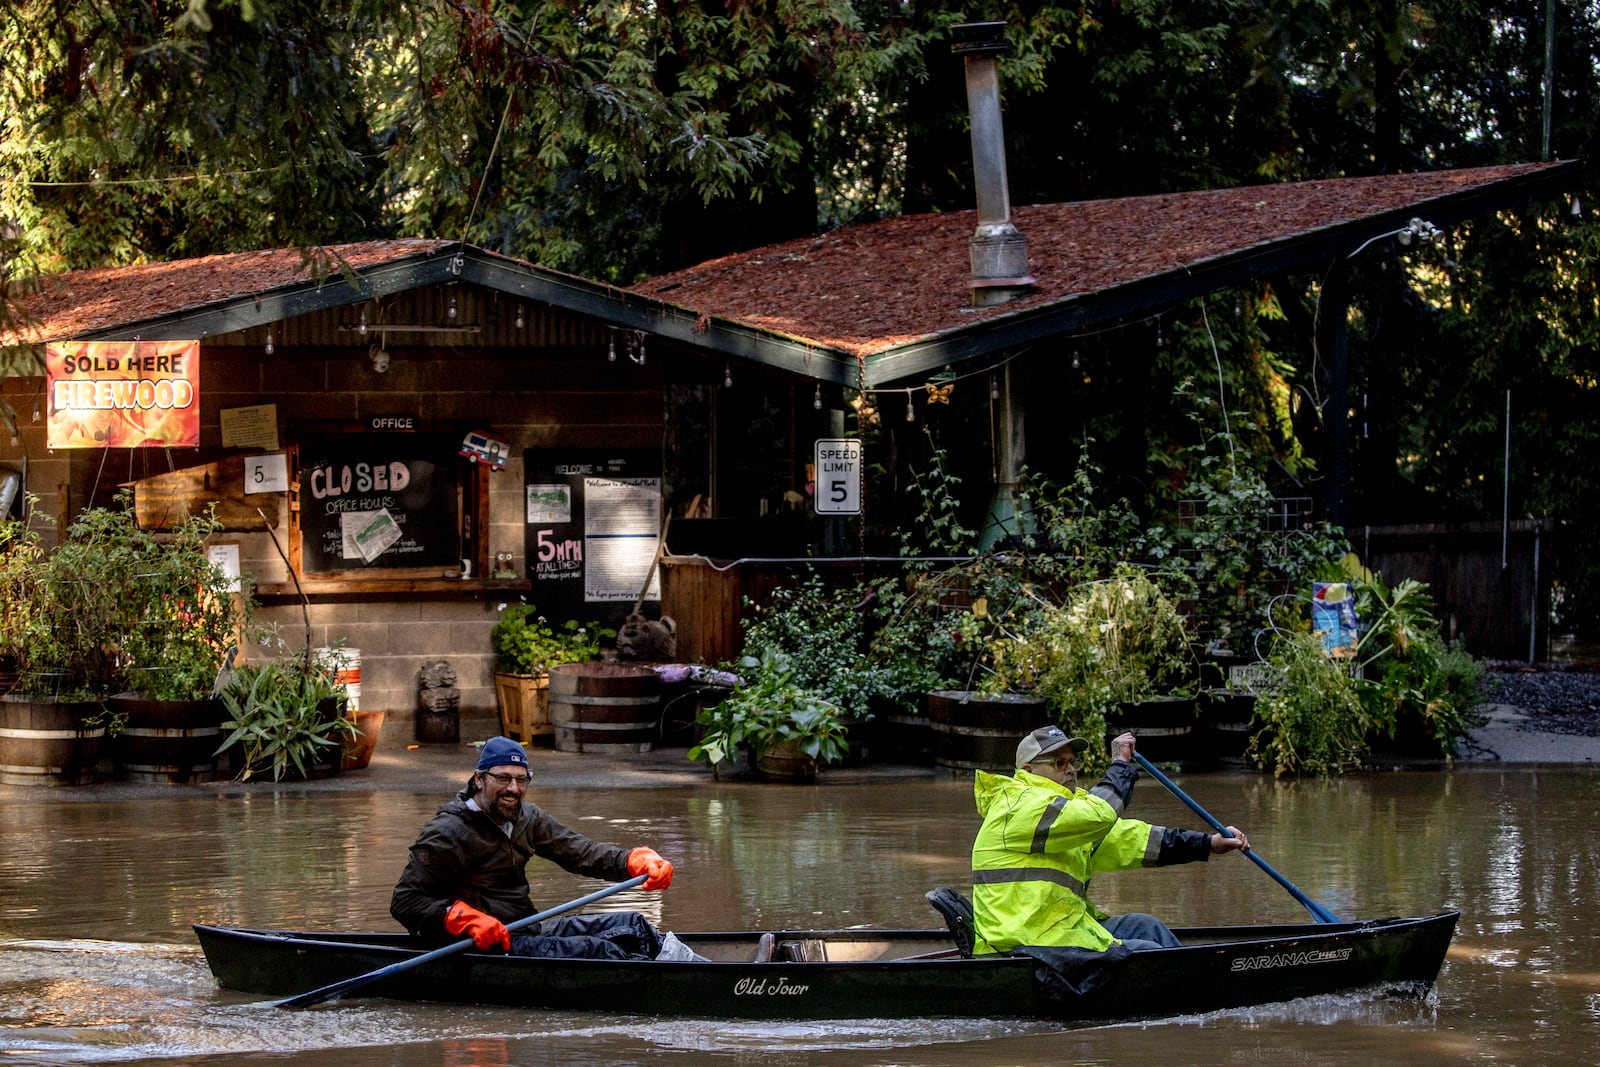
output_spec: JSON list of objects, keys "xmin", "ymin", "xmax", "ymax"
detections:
[{"xmin": 193, "ymin": 910, "xmax": 1458, "ymax": 1021}]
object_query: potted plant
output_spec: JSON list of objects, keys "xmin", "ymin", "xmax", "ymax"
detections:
[
  {"xmin": 687, "ymin": 646, "xmax": 849, "ymax": 780},
  {"xmin": 0, "ymin": 497, "xmax": 130, "ymax": 784},
  {"xmin": 984, "ymin": 566, "xmax": 1196, "ymax": 771},
  {"xmin": 490, "ymin": 601, "xmax": 610, "ymax": 743},
  {"xmin": 216, "ymin": 645, "xmax": 356, "ymax": 782}
]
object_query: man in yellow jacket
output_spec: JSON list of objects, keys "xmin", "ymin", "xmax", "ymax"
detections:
[{"xmin": 972, "ymin": 725, "xmax": 1250, "ymax": 954}]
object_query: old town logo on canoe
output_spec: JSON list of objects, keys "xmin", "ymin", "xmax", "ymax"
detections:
[
  {"xmin": 733, "ymin": 976, "xmax": 811, "ymax": 997},
  {"xmin": 45, "ymin": 340, "xmax": 201, "ymax": 449}
]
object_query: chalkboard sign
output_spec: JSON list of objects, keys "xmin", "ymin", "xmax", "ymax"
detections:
[
  {"xmin": 523, "ymin": 449, "xmax": 662, "ymax": 618},
  {"xmin": 297, "ymin": 432, "xmax": 461, "ymax": 572}
]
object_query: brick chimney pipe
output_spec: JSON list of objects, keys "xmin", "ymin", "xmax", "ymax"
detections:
[{"xmin": 953, "ymin": 21, "xmax": 1035, "ymax": 307}]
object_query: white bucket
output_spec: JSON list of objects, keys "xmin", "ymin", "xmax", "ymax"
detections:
[{"xmin": 313, "ymin": 647, "xmax": 361, "ymax": 711}]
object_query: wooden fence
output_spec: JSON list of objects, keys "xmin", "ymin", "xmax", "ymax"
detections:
[{"xmin": 1358, "ymin": 520, "xmax": 1552, "ymax": 662}]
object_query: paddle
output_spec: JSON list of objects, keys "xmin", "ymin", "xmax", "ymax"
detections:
[
  {"xmin": 274, "ymin": 873, "xmax": 649, "ymax": 1009},
  {"xmin": 1131, "ymin": 751, "xmax": 1343, "ymax": 925}
]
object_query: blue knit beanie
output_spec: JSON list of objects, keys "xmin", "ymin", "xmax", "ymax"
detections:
[{"xmin": 476, "ymin": 736, "xmax": 530, "ymax": 773}]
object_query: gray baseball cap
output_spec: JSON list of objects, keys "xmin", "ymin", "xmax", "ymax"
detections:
[{"xmin": 1015, "ymin": 725, "xmax": 1088, "ymax": 768}]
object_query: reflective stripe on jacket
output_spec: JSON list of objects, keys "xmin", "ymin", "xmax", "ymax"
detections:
[{"xmin": 971, "ymin": 762, "xmax": 1207, "ymax": 953}]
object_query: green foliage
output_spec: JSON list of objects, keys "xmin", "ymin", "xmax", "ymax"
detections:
[
  {"xmin": 737, "ymin": 575, "xmax": 887, "ymax": 718},
  {"xmin": 0, "ymin": 493, "xmax": 250, "ymax": 700},
  {"xmin": 1247, "ymin": 630, "xmax": 1370, "ymax": 778},
  {"xmin": 1348, "ymin": 573, "xmax": 1489, "ymax": 757},
  {"xmin": 1247, "ymin": 567, "xmax": 1489, "ymax": 775},
  {"xmin": 984, "ymin": 567, "xmax": 1194, "ymax": 771},
  {"xmin": 490, "ymin": 602, "xmax": 609, "ymax": 676},
  {"xmin": 217, "ymin": 654, "xmax": 355, "ymax": 783},
  {"xmin": 687, "ymin": 647, "xmax": 848, "ymax": 774}
]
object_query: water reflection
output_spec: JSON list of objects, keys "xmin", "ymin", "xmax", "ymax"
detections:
[{"xmin": 2, "ymin": 767, "xmax": 1598, "ymax": 1064}]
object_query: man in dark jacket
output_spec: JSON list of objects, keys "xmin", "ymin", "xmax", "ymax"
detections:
[{"xmin": 391, "ymin": 736, "xmax": 681, "ymax": 960}]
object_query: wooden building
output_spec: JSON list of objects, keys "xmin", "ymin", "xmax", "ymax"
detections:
[{"xmin": 1, "ymin": 161, "xmax": 1579, "ymax": 726}]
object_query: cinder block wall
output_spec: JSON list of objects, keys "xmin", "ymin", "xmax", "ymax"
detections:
[{"xmin": 6, "ymin": 289, "xmax": 665, "ymax": 732}]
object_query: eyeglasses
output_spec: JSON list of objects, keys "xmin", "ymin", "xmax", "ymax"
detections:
[
  {"xmin": 482, "ymin": 771, "xmax": 530, "ymax": 786},
  {"xmin": 1033, "ymin": 756, "xmax": 1075, "ymax": 772}
]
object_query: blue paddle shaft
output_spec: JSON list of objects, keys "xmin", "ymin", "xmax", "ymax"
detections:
[
  {"xmin": 275, "ymin": 873, "xmax": 651, "ymax": 1008},
  {"xmin": 1131, "ymin": 752, "xmax": 1342, "ymax": 925}
]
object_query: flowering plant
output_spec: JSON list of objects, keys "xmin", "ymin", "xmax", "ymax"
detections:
[{"xmin": 491, "ymin": 601, "xmax": 610, "ymax": 676}]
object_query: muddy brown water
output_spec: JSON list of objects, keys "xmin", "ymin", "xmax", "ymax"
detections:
[{"xmin": 3, "ymin": 767, "xmax": 1598, "ymax": 1065}]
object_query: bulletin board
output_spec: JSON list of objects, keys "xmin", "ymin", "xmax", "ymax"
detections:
[{"xmin": 523, "ymin": 449, "xmax": 662, "ymax": 617}]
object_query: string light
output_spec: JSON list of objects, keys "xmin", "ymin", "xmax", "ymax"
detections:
[
  {"xmin": 448, "ymin": 293, "xmax": 458, "ymax": 320},
  {"xmin": 32, "ymin": 399, "xmax": 40, "ymax": 422},
  {"xmin": 1071, "ymin": 349, "xmax": 1079, "ymax": 370},
  {"xmin": 607, "ymin": 332, "xmax": 617, "ymax": 362},
  {"xmin": 264, "ymin": 330, "xmax": 274, "ymax": 356},
  {"xmin": 813, "ymin": 384, "xmax": 823, "ymax": 410},
  {"xmin": 514, "ymin": 303, "xmax": 525, "ymax": 330},
  {"xmin": 358, "ymin": 309, "xmax": 368, "ymax": 337},
  {"xmin": 723, "ymin": 364, "xmax": 733, "ymax": 388},
  {"xmin": 905, "ymin": 391, "xmax": 915, "ymax": 422},
  {"xmin": 990, "ymin": 373, "xmax": 999, "ymax": 400}
]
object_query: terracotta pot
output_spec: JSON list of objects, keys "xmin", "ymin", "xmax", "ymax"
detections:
[{"xmin": 342, "ymin": 709, "xmax": 386, "ymax": 771}]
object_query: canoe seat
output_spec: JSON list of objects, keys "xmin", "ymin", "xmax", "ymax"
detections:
[
  {"xmin": 751, "ymin": 932, "xmax": 775, "ymax": 963},
  {"xmin": 925, "ymin": 886, "xmax": 976, "ymax": 958},
  {"xmin": 776, "ymin": 938, "xmax": 828, "ymax": 962}
]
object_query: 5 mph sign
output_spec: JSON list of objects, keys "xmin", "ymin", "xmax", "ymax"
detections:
[{"xmin": 813, "ymin": 438, "xmax": 862, "ymax": 515}]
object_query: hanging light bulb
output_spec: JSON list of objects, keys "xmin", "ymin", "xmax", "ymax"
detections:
[
  {"xmin": 905, "ymin": 391, "xmax": 915, "ymax": 422},
  {"xmin": 32, "ymin": 398, "xmax": 41, "ymax": 422},
  {"xmin": 358, "ymin": 309, "xmax": 368, "ymax": 337},
  {"xmin": 990, "ymin": 373, "xmax": 999, "ymax": 400},
  {"xmin": 635, "ymin": 333, "xmax": 646, "ymax": 365},
  {"xmin": 448, "ymin": 293, "xmax": 458, "ymax": 320},
  {"xmin": 264, "ymin": 329, "xmax": 275, "ymax": 356},
  {"xmin": 515, "ymin": 303, "xmax": 525, "ymax": 330},
  {"xmin": 813, "ymin": 384, "xmax": 823, "ymax": 410},
  {"xmin": 723, "ymin": 364, "xmax": 733, "ymax": 388},
  {"xmin": 607, "ymin": 332, "xmax": 617, "ymax": 363},
  {"xmin": 1071, "ymin": 349, "xmax": 1080, "ymax": 370}
]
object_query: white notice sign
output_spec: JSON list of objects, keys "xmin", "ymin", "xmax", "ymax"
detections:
[
  {"xmin": 813, "ymin": 438, "xmax": 861, "ymax": 515},
  {"xmin": 244, "ymin": 453, "xmax": 290, "ymax": 494}
]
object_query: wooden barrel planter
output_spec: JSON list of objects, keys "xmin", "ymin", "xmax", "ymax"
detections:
[
  {"xmin": 1197, "ymin": 690, "xmax": 1256, "ymax": 763},
  {"xmin": 926, "ymin": 690, "xmax": 1048, "ymax": 774},
  {"xmin": 0, "ymin": 694, "xmax": 105, "ymax": 786},
  {"xmin": 1108, "ymin": 695, "xmax": 1199, "ymax": 763},
  {"xmin": 549, "ymin": 663, "xmax": 661, "ymax": 753},
  {"xmin": 108, "ymin": 694, "xmax": 228, "ymax": 784},
  {"xmin": 755, "ymin": 738, "xmax": 818, "ymax": 781}
]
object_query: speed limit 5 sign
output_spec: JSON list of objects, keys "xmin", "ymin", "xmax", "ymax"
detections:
[{"xmin": 813, "ymin": 438, "xmax": 861, "ymax": 515}]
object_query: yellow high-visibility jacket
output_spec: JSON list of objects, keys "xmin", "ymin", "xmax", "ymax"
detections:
[{"xmin": 971, "ymin": 763, "xmax": 1210, "ymax": 953}]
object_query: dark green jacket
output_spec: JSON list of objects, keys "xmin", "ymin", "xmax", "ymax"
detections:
[{"xmin": 391, "ymin": 780, "xmax": 630, "ymax": 943}]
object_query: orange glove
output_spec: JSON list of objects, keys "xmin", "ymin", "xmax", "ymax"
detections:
[
  {"xmin": 444, "ymin": 900, "xmax": 511, "ymax": 952},
  {"xmin": 627, "ymin": 846, "xmax": 674, "ymax": 890}
]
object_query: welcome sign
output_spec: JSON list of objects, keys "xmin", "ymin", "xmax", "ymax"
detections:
[{"xmin": 45, "ymin": 340, "xmax": 201, "ymax": 449}]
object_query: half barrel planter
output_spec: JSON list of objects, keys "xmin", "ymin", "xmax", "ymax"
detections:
[
  {"xmin": 754, "ymin": 738, "xmax": 818, "ymax": 782},
  {"xmin": 109, "ymin": 694, "xmax": 228, "ymax": 783},
  {"xmin": 0, "ymin": 694, "xmax": 105, "ymax": 786},
  {"xmin": 1107, "ymin": 695, "xmax": 1199, "ymax": 764},
  {"xmin": 549, "ymin": 663, "xmax": 661, "ymax": 753},
  {"xmin": 926, "ymin": 690, "xmax": 1048, "ymax": 774}
]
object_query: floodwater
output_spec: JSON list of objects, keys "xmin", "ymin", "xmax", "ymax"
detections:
[{"xmin": 3, "ymin": 766, "xmax": 1598, "ymax": 1065}]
